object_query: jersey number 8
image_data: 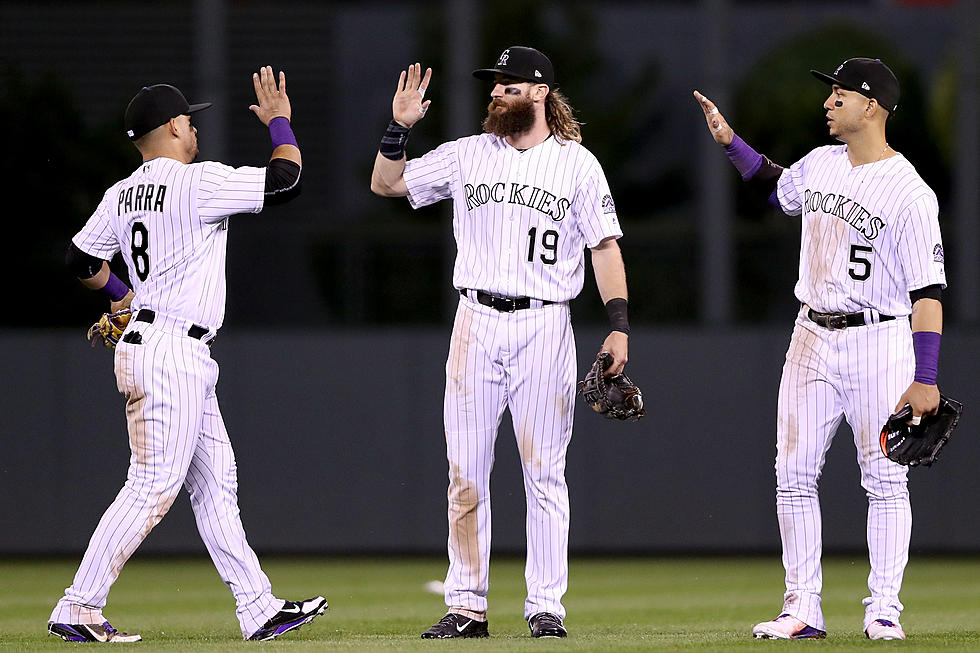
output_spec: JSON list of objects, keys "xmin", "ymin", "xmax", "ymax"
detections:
[{"xmin": 131, "ymin": 221, "xmax": 150, "ymax": 282}]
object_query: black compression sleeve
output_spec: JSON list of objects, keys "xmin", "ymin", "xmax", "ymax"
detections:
[
  {"xmin": 66, "ymin": 243, "xmax": 106, "ymax": 279},
  {"xmin": 910, "ymin": 284, "xmax": 943, "ymax": 304},
  {"xmin": 264, "ymin": 158, "xmax": 302, "ymax": 205},
  {"xmin": 748, "ymin": 156, "xmax": 784, "ymax": 197}
]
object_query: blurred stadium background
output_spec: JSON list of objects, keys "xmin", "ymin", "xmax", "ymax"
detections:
[{"xmin": 1, "ymin": 0, "xmax": 977, "ymax": 562}]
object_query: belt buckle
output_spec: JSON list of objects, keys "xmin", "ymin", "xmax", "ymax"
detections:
[
  {"xmin": 827, "ymin": 314, "xmax": 847, "ymax": 330},
  {"xmin": 493, "ymin": 296, "xmax": 516, "ymax": 312}
]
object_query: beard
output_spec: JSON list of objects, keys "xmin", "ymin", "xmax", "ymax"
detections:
[{"xmin": 482, "ymin": 94, "xmax": 536, "ymax": 137}]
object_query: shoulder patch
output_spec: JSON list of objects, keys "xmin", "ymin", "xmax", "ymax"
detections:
[
  {"xmin": 601, "ymin": 194, "xmax": 616, "ymax": 215},
  {"xmin": 933, "ymin": 243, "xmax": 944, "ymax": 263}
]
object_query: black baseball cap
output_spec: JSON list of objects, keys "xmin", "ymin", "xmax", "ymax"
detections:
[
  {"xmin": 810, "ymin": 58, "xmax": 900, "ymax": 113},
  {"xmin": 473, "ymin": 46, "xmax": 558, "ymax": 89},
  {"xmin": 124, "ymin": 84, "xmax": 212, "ymax": 140}
]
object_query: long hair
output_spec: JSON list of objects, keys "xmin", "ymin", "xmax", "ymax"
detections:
[{"xmin": 545, "ymin": 89, "xmax": 582, "ymax": 143}]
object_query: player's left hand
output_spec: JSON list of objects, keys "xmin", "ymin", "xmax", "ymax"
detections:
[
  {"xmin": 894, "ymin": 382, "xmax": 941, "ymax": 425},
  {"xmin": 599, "ymin": 331, "xmax": 628, "ymax": 376},
  {"xmin": 249, "ymin": 66, "xmax": 291, "ymax": 125},
  {"xmin": 110, "ymin": 289, "xmax": 135, "ymax": 315}
]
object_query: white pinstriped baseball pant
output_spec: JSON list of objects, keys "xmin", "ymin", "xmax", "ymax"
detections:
[
  {"xmin": 442, "ymin": 296, "xmax": 576, "ymax": 621},
  {"xmin": 49, "ymin": 318, "xmax": 283, "ymax": 638},
  {"xmin": 775, "ymin": 308, "xmax": 913, "ymax": 631}
]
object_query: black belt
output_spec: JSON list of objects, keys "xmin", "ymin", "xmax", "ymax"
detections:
[
  {"xmin": 135, "ymin": 309, "xmax": 212, "ymax": 341},
  {"xmin": 460, "ymin": 289, "xmax": 552, "ymax": 313},
  {"xmin": 807, "ymin": 308, "xmax": 895, "ymax": 330}
]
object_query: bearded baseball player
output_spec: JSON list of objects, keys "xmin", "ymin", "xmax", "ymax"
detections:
[
  {"xmin": 50, "ymin": 68, "xmax": 327, "ymax": 642},
  {"xmin": 695, "ymin": 57, "xmax": 946, "ymax": 641},
  {"xmin": 371, "ymin": 47, "xmax": 630, "ymax": 639}
]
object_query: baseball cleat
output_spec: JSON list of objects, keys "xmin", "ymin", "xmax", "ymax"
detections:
[
  {"xmin": 420, "ymin": 613, "xmax": 489, "ymax": 638},
  {"xmin": 528, "ymin": 612, "xmax": 567, "ymax": 638},
  {"xmin": 247, "ymin": 596, "xmax": 327, "ymax": 641},
  {"xmin": 752, "ymin": 613, "xmax": 826, "ymax": 639},
  {"xmin": 48, "ymin": 621, "xmax": 142, "ymax": 643},
  {"xmin": 865, "ymin": 619, "xmax": 906, "ymax": 640}
]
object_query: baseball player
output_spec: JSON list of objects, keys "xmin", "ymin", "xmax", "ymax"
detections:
[
  {"xmin": 50, "ymin": 68, "xmax": 327, "ymax": 643},
  {"xmin": 695, "ymin": 58, "xmax": 946, "ymax": 641},
  {"xmin": 371, "ymin": 47, "xmax": 631, "ymax": 639}
]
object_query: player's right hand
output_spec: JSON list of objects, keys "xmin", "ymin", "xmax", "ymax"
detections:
[
  {"xmin": 392, "ymin": 63, "xmax": 432, "ymax": 128},
  {"xmin": 249, "ymin": 66, "xmax": 291, "ymax": 125},
  {"xmin": 693, "ymin": 90, "xmax": 733, "ymax": 146}
]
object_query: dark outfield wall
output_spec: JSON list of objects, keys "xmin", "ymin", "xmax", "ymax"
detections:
[{"xmin": 1, "ymin": 326, "xmax": 977, "ymax": 554}]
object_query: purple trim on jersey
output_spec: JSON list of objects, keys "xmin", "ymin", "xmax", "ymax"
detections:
[
  {"xmin": 99, "ymin": 272, "xmax": 130, "ymax": 301},
  {"xmin": 725, "ymin": 133, "xmax": 764, "ymax": 180},
  {"xmin": 912, "ymin": 330, "xmax": 940, "ymax": 385},
  {"xmin": 269, "ymin": 117, "xmax": 297, "ymax": 149},
  {"xmin": 768, "ymin": 188, "xmax": 780, "ymax": 208}
]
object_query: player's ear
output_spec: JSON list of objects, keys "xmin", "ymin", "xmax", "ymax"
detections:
[{"xmin": 534, "ymin": 84, "xmax": 549, "ymax": 102}]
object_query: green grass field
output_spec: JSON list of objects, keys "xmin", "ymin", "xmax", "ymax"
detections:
[{"xmin": 2, "ymin": 555, "xmax": 977, "ymax": 651}]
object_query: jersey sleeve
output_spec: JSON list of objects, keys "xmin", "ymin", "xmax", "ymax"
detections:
[
  {"xmin": 198, "ymin": 161, "xmax": 266, "ymax": 223},
  {"xmin": 896, "ymin": 190, "xmax": 947, "ymax": 291},
  {"xmin": 573, "ymin": 158, "xmax": 622, "ymax": 248},
  {"xmin": 71, "ymin": 193, "xmax": 120, "ymax": 260},
  {"xmin": 775, "ymin": 155, "xmax": 807, "ymax": 216},
  {"xmin": 403, "ymin": 140, "xmax": 459, "ymax": 209}
]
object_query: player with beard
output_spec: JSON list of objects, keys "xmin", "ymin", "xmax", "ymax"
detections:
[{"xmin": 371, "ymin": 46, "xmax": 631, "ymax": 639}]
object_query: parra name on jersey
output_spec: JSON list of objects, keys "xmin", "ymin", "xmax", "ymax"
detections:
[
  {"xmin": 464, "ymin": 181, "xmax": 571, "ymax": 221},
  {"xmin": 803, "ymin": 188, "xmax": 885, "ymax": 241},
  {"xmin": 117, "ymin": 183, "xmax": 167, "ymax": 216}
]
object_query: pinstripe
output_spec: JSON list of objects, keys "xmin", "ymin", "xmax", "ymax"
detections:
[{"xmin": 768, "ymin": 142, "xmax": 944, "ymax": 632}]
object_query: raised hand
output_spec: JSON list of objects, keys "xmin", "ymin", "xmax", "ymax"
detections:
[
  {"xmin": 693, "ymin": 90, "xmax": 733, "ymax": 146},
  {"xmin": 249, "ymin": 66, "xmax": 291, "ymax": 125},
  {"xmin": 392, "ymin": 63, "xmax": 432, "ymax": 128}
]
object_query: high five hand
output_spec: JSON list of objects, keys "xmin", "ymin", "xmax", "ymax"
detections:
[
  {"xmin": 249, "ymin": 66, "xmax": 291, "ymax": 125},
  {"xmin": 392, "ymin": 63, "xmax": 432, "ymax": 128},
  {"xmin": 693, "ymin": 90, "xmax": 733, "ymax": 146}
]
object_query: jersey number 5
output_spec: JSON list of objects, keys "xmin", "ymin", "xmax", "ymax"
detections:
[
  {"xmin": 848, "ymin": 244, "xmax": 872, "ymax": 281},
  {"xmin": 527, "ymin": 227, "xmax": 559, "ymax": 265},
  {"xmin": 131, "ymin": 221, "xmax": 150, "ymax": 282}
]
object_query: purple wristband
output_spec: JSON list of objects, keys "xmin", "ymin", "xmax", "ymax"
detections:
[
  {"xmin": 912, "ymin": 331, "xmax": 941, "ymax": 385},
  {"xmin": 269, "ymin": 116, "xmax": 297, "ymax": 149},
  {"xmin": 100, "ymin": 272, "xmax": 130, "ymax": 302},
  {"xmin": 724, "ymin": 133, "xmax": 764, "ymax": 180}
]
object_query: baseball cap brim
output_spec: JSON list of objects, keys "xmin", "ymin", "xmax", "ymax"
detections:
[
  {"xmin": 187, "ymin": 102, "xmax": 213, "ymax": 114},
  {"xmin": 810, "ymin": 70, "xmax": 855, "ymax": 91},
  {"xmin": 472, "ymin": 68, "xmax": 548, "ymax": 84}
]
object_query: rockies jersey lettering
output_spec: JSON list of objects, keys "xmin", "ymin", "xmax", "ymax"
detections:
[
  {"xmin": 73, "ymin": 158, "xmax": 266, "ymax": 330},
  {"xmin": 403, "ymin": 134, "xmax": 621, "ymax": 302},
  {"xmin": 776, "ymin": 145, "xmax": 945, "ymax": 316}
]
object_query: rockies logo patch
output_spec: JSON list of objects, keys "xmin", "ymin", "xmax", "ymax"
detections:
[
  {"xmin": 601, "ymin": 194, "xmax": 616, "ymax": 215},
  {"xmin": 933, "ymin": 243, "xmax": 944, "ymax": 263}
]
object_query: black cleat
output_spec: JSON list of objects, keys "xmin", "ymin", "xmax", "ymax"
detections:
[
  {"xmin": 420, "ymin": 613, "xmax": 489, "ymax": 639},
  {"xmin": 247, "ymin": 596, "xmax": 327, "ymax": 641},
  {"xmin": 48, "ymin": 621, "xmax": 142, "ymax": 643},
  {"xmin": 528, "ymin": 612, "xmax": 567, "ymax": 638}
]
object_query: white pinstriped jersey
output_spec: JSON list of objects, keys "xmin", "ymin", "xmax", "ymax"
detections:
[
  {"xmin": 72, "ymin": 157, "xmax": 265, "ymax": 330},
  {"xmin": 776, "ymin": 145, "xmax": 946, "ymax": 316},
  {"xmin": 403, "ymin": 134, "xmax": 622, "ymax": 302}
]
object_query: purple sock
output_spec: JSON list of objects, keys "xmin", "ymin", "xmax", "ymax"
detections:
[
  {"xmin": 725, "ymin": 133, "xmax": 764, "ymax": 180},
  {"xmin": 912, "ymin": 331, "xmax": 941, "ymax": 385},
  {"xmin": 269, "ymin": 117, "xmax": 297, "ymax": 149},
  {"xmin": 99, "ymin": 272, "xmax": 130, "ymax": 301}
]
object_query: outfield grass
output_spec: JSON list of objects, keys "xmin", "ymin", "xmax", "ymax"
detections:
[{"xmin": 1, "ymin": 555, "xmax": 977, "ymax": 651}]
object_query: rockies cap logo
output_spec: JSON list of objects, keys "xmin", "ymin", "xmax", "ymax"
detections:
[{"xmin": 497, "ymin": 50, "xmax": 510, "ymax": 66}]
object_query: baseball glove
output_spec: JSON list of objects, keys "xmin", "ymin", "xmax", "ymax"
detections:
[
  {"xmin": 879, "ymin": 394, "xmax": 963, "ymax": 467},
  {"xmin": 87, "ymin": 308, "xmax": 132, "ymax": 349},
  {"xmin": 577, "ymin": 352, "xmax": 646, "ymax": 421}
]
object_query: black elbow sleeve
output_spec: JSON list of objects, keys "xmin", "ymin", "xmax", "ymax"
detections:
[
  {"xmin": 747, "ymin": 156, "xmax": 784, "ymax": 197},
  {"xmin": 66, "ymin": 243, "xmax": 106, "ymax": 279},
  {"xmin": 264, "ymin": 158, "xmax": 302, "ymax": 206},
  {"xmin": 910, "ymin": 284, "xmax": 943, "ymax": 304}
]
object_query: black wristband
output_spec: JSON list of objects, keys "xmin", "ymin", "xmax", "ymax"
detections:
[
  {"xmin": 605, "ymin": 297, "xmax": 630, "ymax": 336},
  {"xmin": 380, "ymin": 119, "xmax": 411, "ymax": 160}
]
